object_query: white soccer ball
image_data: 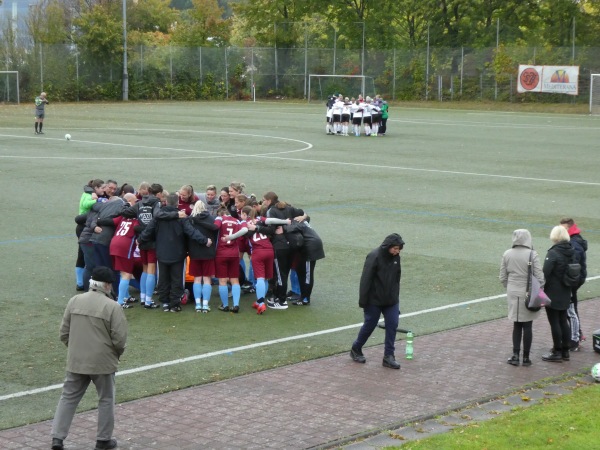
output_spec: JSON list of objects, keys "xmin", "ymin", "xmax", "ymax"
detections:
[
  {"xmin": 65, "ymin": 134, "xmax": 71, "ymax": 141},
  {"xmin": 591, "ymin": 363, "xmax": 600, "ymax": 382}
]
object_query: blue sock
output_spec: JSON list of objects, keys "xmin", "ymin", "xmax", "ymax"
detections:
[
  {"xmin": 193, "ymin": 282, "xmax": 202, "ymax": 303},
  {"xmin": 232, "ymin": 284, "xmax": 241, "ymax": 307},
  {"xmin": 140, "ymin": 272, "xmax": 147, "ymax": 297},
  {"xmin": 202, "ymin": 283, "xmax": 212, "ymax": 302},
  {"xmin": 117, "ymin": 278, "xmax": 130, "ymax": 305},
  {"xmin": 129, "ymin": 277, "xmax": 140, "ymax": 291},
  {"xmin": 256, "ymin": 278, "xmax": 266, "ymax": 300},
  {"xmin": 146, "ymin": 274, "xmax": 156, "ymax": 302},
  {"xmin": 290, "ymin": 269, "xmax": 300, "ymax": 294},
  {"xmin": 248, "ymin": 265, "xmax": 256, "ymax": 286},
  {"xmin": 218, "ymin": 285, "xmax": 229, "ymax": 306},
  {"xmin": 75, "ymin": 267, "xmax": 84, "ymax": 287}
]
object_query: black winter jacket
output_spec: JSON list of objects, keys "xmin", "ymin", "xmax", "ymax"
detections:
[
  {"xmin": 266, "ymin": 203, "xmax": 305, "ymax": 251},
  {"xmin": 139, "ymin": 206, "xmax": 208, "ymax": 264},
  {"xmin": 188, "ymin": 212, "xmax": 219, "ymax": 260},
  {"xmin": 543, "ymin": 241, "xmax": 575, "ymax": 310},
  {"xmin": 122, "ymin": 195, "xmax": 161, "ymax": 250},
  {"xmin": 359, "ymin": 234, "xmax": 404, "ymax": 308}
]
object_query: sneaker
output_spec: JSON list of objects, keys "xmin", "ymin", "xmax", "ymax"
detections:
[
  {"xmin": 507, "ymin": 354, "xmax": 519, "ymax": 366},
  {"xmin": 195, "ymin": 305, "xmax": 203, "ymax": 312},
  {"xmin": 202, "ymin": 306, "xmax": 210, "ymax": 313},
  {"xmin": 286, "ymin": 291, "xmax": 301, "ymax": 301},
  {"xmin": 267, "ymin": 300, "xmax": 288, "ymax": 310},
  {"xmin": 232, "ymin": 305, "xmax": 240, "ymax": 313},
  {"xmin": 121, "ymin": 303, "xmax": 133, "ymax": 309},
  {"xmin": 162, "ymin": 304, "xmax": 170, "ymax": 312},
  {"xmin": 252, "ymin": 301, "xmax": 259, "ymax": 309},
  {"xmin": 292, "ymin": 299, "xmax": 310, "ymax": 306},
  {"xmin": 95, "ymin": 438, "xmax": 117, "ymax": 450},
  {"xmin": 541, "ymin": 351, "xmax": 563, "ymax": 362},
  {"xmin": 242, "ymin": 286, "xmax": 256, "ymax": 294},
  {"xmin": 382, "ymin": 354, "xmax": 401, "ymax": 369},
  {"xmin": 181, "ymin": 289, "xmax": 189, "ymax": 305},
  {"xmin": 76, "ymin": 285, "xmax": 84, "ymax": 292},
  {"xmin": 144, "ymin": 302, "xmax": 160, "ymax": 309},
  {"xmin": 256, "ymin": 303, "xmax": 266, "ymax": 315},
  {"xmin": 522, "ymin": 358, "xmax": 532, "ymax": 367},
  {"xmin": 51, "ymin": 438, "xmax": 64, "ymax": 450},
  {"xmin": 125, "ymin": 297, "xmax": 138, "ymax": 304},
  {"xmin": 170, "ymin": 304, "xmax": 182, "ymax": 313},
  {"xmin": 350, "ymin": 347, "xmax": 366, "ymax": 363},
  {"xmin": 218, "ymin": 305, "xmax": 230, "ymax": 312},
  {"xmin": 562, "ymin": 350, "xmax": 570, "ymax": 361}
]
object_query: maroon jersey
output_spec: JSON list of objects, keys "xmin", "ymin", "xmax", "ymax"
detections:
[
  {"xmin": 178, "ymin": 194, "xmax": 199, "ymax": 217},
  {"xmin": 109, "ymin": 216, "xmax": 138, "ymax": 258},
  {"xmin": 215, "ymin": 215, "xmax": 241, "ymax": 258},
  {"xmin": 248, "ymin": 217, "xmax": 275, "ymax": 252}
]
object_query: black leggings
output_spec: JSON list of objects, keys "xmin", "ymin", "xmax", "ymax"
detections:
[
  {"xmin": 545, "ymin": 308, "xmax": 571, "ymax": 352},
  {"xmin": 512, "ymin": 321, "xmax": 533, "ymax": 356}
]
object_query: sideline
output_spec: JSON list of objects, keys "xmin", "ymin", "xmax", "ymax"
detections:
[{"xmin": 2, "ymin": 278, "xmax": 599, "ymax": 403}]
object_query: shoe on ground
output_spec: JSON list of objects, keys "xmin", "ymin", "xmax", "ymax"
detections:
[
  {"xmin": 232, "ymin": 305, "xmax": 240, "ymax": 313},
  {"xmin": 507, "ymin": 354, "xmax": 520, "ymax": 366},
  {"xmin": 218, "ymin": 305, "xmax": 230, "ymax": 312},
  {"xmin": 95, "ymin": 438, "xmax": 117, "ymax": 450},
  {"xmin": 286, "ymin": 291, "xmax": 301, "ymax": 301},
  {"xmin": 252, "ymin": 301, "xmax": 259, "ymax": 309},
  {"xmin": 267, "ymin": 299, "xmax": 288, "ymax": 310},
  {"xmin": 542, "ymin": 351, "xmax": 563, "ymax": 362},
  {"xmin": 125, "ymin": 297, "xmax": 138, "ymax": 304},
  {"xmin": 162, "ymin": 304, "xmax": 170, "ymax": 312},
  {"xmin": 256, "ymin": 303, "xmax": 266, "ymax": 315},
  {"xmin": 202, "ymin": 305, "xmax": 210, "ymax": 313},
  {"xmin": 350, "ymin": 347, "xmax": 366, "ymax": 363},
  {"xmin": 195, "ymin": 305, "xmax": 202, "ymax": 312},
  {"xmin": 51, "ymin": 438, "xmax": 64, "ymax": 450},
  {"xmin": 562, "ymin": 350, "xmax": 570, "ymax": 361},
  {"xmin": 144, "ymin": 301, "xmax": 160, "ymax": 309},
  {"xmin": 522, "ymin": 358, "xmax": 532, "ymax": 367},
  {"xmin": 382, "ymin": 354, "xmax": 401, "ymax": 369},
  {"xmin": 292, "ymin": 299, "xmax": 310, "ymax": 306},
  {"xmin": 170, "ymin": 304, "xmax": 182, "ymax": 313},
  {"xmin": 76, "ymin": 285, "xmax": 84, "ymax": 291},
  {"xmin": 121, "ymin": 303, "xmax": 133, "ymax": 309}
]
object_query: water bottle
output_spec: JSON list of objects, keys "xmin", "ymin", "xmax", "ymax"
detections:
[{"xmin": 405, "ymin": 331, "xmax": 414, "ymax": 360}]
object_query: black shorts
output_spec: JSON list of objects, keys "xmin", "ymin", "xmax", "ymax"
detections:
[
  {"xmin": 371, "ymin": 114, "xmax": 381, "ymax": 123},
  {"xmin": 332, "ymin": 114, "xmax": 341, "ymax": 123},
  {"xmin": 352, "ymin": 117, "xmax": 362, "ymax": 126},
  {"xmin": 362, "ymin": 117, "xmax": 372, "ymax": 125},
  {"xmin": 341, "ymin": 114, "xmax": 350, "ymax": 122}
]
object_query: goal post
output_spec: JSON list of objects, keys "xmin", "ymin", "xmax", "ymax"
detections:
[
  {"xmin": 590, "ymin": 74, "xmax": 600, "ymax": 115},
  {"xmin": 308, "ymin": 74, "xmax": 376, "ymax": 103},
  {"xmin": 0, "ymin": 71, "xmax": 20, "ymax": 104}
]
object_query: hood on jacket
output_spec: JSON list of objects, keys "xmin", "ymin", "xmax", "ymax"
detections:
[
  {"xmin": 512, "ymin": 229, "xmax": 532, "ymax": 248},
  {"xmin": 380, "ymin": 233, "xmax": 405, "ymax": 250},
  {"xmin": 567, "ymin": 224, "xmax": 582, "ymax": 236},
  {"xmin": 140, "ymin": 195, "xmax": 160, "ymax": 207},
  {"xmin": 83, "ymin": 185, "xmax": 94, "ymax": 194}
]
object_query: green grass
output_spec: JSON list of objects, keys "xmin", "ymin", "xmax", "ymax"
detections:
[
  {"xmin": 386, "ymin": 381, "xmax": 600, "ymax": 450},
  {"xmin": 1, "ymin": 100, "xmax": 600, "ymax": 429}
]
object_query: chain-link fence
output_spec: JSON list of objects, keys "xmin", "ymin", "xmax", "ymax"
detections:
[{"xmin": 2, "ymin": 43, "xmax": 599, "ymax": 104}]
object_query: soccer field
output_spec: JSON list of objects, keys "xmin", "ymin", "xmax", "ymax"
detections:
[{"xmin": 1, "ymin": 101, "xmax": 599, "ymax": 429}]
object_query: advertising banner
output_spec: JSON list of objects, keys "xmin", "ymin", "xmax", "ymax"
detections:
[{"xmin": 518, "ymin": 65, "xmax": 579, "ymax": 96}]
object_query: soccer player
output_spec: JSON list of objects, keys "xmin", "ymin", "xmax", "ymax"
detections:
[
  {"xmin": 34, "ymin": 91, "xmax": 49, "ymax": 134},
  {"xmin": 214, "ymin": 206, "xmax": 242, "ymax": 312}
]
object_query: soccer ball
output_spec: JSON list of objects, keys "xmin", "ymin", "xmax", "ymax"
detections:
[
  {"xmin": 591, "ymin": 363, "xmax": 600, "ymax": 382},
  {"xmin": 65, "ymin": 134, "xmax": 71, "ymax": 140}
]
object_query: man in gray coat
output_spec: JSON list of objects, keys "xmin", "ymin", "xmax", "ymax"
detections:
[{"xmin": 51, "ymin": 266, "xmax": 128, "ymax": 450}]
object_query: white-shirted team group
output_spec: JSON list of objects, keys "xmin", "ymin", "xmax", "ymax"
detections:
[{"xmin": 325, "ymin": 94, "xmax": 389, "ymax": 137}]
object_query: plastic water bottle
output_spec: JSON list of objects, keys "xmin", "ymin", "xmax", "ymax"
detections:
[{"xmin": 405, "ymin": 331, "xmax": 414, "ymax": 360}]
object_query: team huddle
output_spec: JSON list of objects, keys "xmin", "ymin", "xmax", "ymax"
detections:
[
  {"xmin": 326, "ymin": 94, "xmax": 389, "ymax": 137},
  {"xmin": 76, "ymin": 181, "xmax": 325, "ymax": 315}
]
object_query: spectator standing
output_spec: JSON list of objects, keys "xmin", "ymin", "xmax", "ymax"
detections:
[
  {"xmin": 51, "ymin": 266, "xmax": 127, "ymax": 450},
  {"xmin": 350, "ymin": 234, "xmax": 405, "ymax": 369},
  {"xmin": 499, "ymin": 229, "xmax": 544, "ymax": 367}
]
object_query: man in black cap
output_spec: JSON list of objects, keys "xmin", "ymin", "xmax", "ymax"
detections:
[
  {"xmin": 350, "ymin": 234, "xmax": 405, "ymax": 369},
  {"xmin": 51, "ymin": 266, "xmax": 128, "ymax": 450}
]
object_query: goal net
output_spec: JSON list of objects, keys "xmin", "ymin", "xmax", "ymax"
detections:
[
  {"xmin": 590, "ymin": 74, "xmax": 600, "ymax": 115},
  {"xmin": 0, "ymin": 71, "xmax": 20, "ymax": 104},
  {"xmin": 308, "ymin": 74, "xmax": 376, "ymax": 103}
]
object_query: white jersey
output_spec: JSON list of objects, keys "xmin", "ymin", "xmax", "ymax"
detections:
[
  {"xmin": 342, "ymin": 102, "xmax": 351, "ymax": 115},
  {"xmin": 332, "ymin": 100, "xmax": 344, "ymax": 115},
  {"xmin": 362, "ymin": 103, "xmax": 372, "ymax": 118},
  {"xmin": 351, "ymin": 103, "xmax": 363, "ymax": 118}
]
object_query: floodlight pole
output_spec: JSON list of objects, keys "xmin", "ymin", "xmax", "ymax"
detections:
[{"xmin": 122, "ymin": 0, "xmax": 128, "ymax": 101}]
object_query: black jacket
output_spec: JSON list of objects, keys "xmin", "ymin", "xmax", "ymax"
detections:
[
  {"xmin": 188, "ymin": 212, "xmax": 219, "ymax": 260},
  {"xmin": 285, "ymin": 221, "xmax": 325, "ymax": 261},
  {"xmin": 139, "ymin": 206, "xmax": 208, "ymax": 264},
  {"xmin": 266, "ymin": 203, "xmax": 305, "ymax": 251},
  {"xmin": 359, "ymin": 234, "xmax": 404, "ymax": 308},
  {"xmin": 543, "ymin": 241, "xmax": 575, "ymax": 310},
  {"xmin": 570, "ymin": 234, "xmax": 588, "ymax": 283},
  {"xmin": 122, "ymin": 195, "xmax": 161, "ymax": 250}
]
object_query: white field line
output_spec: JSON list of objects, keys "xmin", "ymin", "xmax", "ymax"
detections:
[{"xmin": 3, "ymin": 276, "xmax": 599, "ymax": 402}]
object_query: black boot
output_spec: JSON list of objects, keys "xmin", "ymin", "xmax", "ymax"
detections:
[
  {"xmin": 51, "ymin": 438, "xmax": 64, "ymax": 450},
  {"xmin": 382, "ymin": 354, "xmax": 400, "ymax": 369},
  {"xmin": 562, "ymin": 349, "xmax": 570, "ymax": 361},
  {"xmin": 522, "ymin": 352, "xmax": 532, "ymax": 366},
  {"xmin": 350, "ymin": 346, "xmax": 366, "ymax": 363},
  {"xmin": 507, "ymin": 353, "xmax": 519, "ymax": 366}
]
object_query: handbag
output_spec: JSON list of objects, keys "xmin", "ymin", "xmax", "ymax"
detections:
[{"xmin": 524, "ymin": 251, "xmax": 551, "ymax": 311}]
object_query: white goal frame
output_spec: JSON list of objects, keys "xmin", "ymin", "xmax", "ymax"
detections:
[
  {"xmin": 0, "ymin": 71, "xmax": 20, "ymax": 104},
  {"xmin": 308, "ymin": 74, "xmax": 371, "ymax": 103},
  {"xmin": 590, "ymin": 73, "xmax": 600, "ymax": 115}
]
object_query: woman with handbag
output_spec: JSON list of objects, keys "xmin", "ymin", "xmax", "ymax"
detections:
[
  {"xmin": 500, "ymin": 229, "xmax": 544, "ymax": 367},
  {"xmin": 541, "ymin": 226, "xmax": 575, "ymax": 362}
]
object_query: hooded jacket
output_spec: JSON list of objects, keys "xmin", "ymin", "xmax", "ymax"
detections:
[
  {"xmin": 358, "ymin": 234, "xmax": 404, "ymax": 308},
  {"xmin": 567, "ymin": 224, "xmax": 588, "ymax": 283},
  {"xmin": 122, "ymin": 195, "xmax": 161, "ymax": 250},
  {"xmin": 499, "ymin": 229, "xmax": 544, "ymax": 322},
  {"xmin": 543, "ymin": 240, "xmax": 575, "ymax": 310},
  {"xmin": 266, "ymin": 202, "xmax": 305, "ymax": 251}
]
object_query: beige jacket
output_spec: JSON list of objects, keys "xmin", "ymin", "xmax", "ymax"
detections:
[{"xmin": 60, "ymin": 286, "xmax": 128, "ymax": 374}]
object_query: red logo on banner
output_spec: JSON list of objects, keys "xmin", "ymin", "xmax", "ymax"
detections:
[{"xmin": 520, "ymin": 68, "xmax": 539, "ymax": 90}]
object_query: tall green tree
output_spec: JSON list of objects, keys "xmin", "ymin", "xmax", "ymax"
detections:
[{"xmin": 170, "ymin": 0, "xmax": 230, "ymax": 46}]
